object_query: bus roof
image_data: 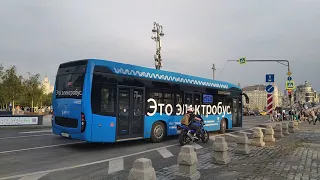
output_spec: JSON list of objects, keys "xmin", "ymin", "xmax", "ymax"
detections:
[{"xmin": 84, "ymin": 59, "xmax": 241, "ymax": 90}]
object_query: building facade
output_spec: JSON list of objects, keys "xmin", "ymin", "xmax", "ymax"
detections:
[
  {"xmin": 41, "ymin": 76, "xmax": 54, "ymax": 94},
  {"xmin": 242, "ymin": 84, "xmax": 280, "ymax": 112},
  {"xmin": 294, "ymin": 81, "xmax": 318, "ymax": 104}
]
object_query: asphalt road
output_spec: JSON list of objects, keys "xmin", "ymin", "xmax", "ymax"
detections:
[{"xmin": 0, "ymin": 115, "xmax": 269, "ymax": 180}]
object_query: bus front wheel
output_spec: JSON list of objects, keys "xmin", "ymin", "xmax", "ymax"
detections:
[
  {"xmin": 219, "ymin": 119, "xmax": 226, "ymax": 134},
  {"xmin": 151, "ymin": 121, "xmax": 166, "ymax": 143}
]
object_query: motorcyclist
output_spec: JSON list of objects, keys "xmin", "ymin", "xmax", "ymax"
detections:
[{"xmin": 186, "ymin": 106, "xmax": 202, "ymax": 138}]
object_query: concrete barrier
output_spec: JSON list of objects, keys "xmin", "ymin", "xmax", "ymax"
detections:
[
  {"xmin": 176, "ymin": 145, "xmax": 201, "ymax": 180},
  {"xmin": 264, "ymin": 125, "xmax": 275, "ymax": 142},
  {"xmin": 274, "ymin": 124, "xmax": 284, "ymax": 139},
  {"xmin": 293, "ymin": 121, "xmax": 299, "ymax": 130},
  {"xmin": 212, "ymin": 136, "xmax": 230, "ymax": 165},
  {"xmin": 282, "ymin": 122, "xmax": 290, "ymax": 135},
  {"xmin": 288, "ymin": 121, "xmax": 295, "ymax": 133},
  {"xmin": 128, "ymin": 158, "xmax": 156, "ymax": 180},
  {"xmin": 234, "ymin": 132, "xmax": 250, "ymax": 155},
  {"xmin": 251, "ymin": 127, "xmax": 265, "ymax": 147}
]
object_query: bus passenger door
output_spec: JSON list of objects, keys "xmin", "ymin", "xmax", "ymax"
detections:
[
  {"xmin": 117, "ymin": 87, "xmax": 144, "ymax": 140},
  {"xmin": 232, "ymin": 98, "xmax": 242, "ymax": 127}
]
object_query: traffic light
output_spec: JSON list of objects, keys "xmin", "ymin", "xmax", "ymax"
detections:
[{"xmin": 288, "ymin": 90, "xmax": 292, "ymax": 99}]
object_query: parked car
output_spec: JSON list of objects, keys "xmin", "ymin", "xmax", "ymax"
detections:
[{"xmin": 260, "ymin": 111, "xmax": 267, "ymax": 116}]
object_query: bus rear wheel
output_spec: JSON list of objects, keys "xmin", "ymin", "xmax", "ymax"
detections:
[
  {"xmin": 151, "ymin": 121, "xmax": 166, "ymax": 143},
  {"xmin": 219, "ymin": 119, "xmax": 226, "ymax": 134}
]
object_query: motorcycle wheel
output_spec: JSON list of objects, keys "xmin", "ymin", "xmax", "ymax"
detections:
[
  {"xmin": 179, "ymin": 131, "xmax": 191, "ymax": 146},
  {"xmin": 201, "ymin": 131, "xmax": 209, "ymax": 143}
]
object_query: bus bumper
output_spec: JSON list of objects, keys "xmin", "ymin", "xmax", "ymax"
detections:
[{"xmin": 52, "ymin": 125, "xmax": 90, "ymax": 141}]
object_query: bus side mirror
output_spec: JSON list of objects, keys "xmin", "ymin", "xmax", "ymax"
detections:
[{"xmin": 242, "ymin": 93, "xmax": 249, "ymax": 104}]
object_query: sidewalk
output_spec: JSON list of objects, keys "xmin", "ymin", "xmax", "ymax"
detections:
[{"xmin": 156, "ymin": 122, "xmax": 320, "ymax": 180}]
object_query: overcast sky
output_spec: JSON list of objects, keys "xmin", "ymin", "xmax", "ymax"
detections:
[{"xmin": 0, "ymin": 0, "xmax": 319, "ymax": 92}]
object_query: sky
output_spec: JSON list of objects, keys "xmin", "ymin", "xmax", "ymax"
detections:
[{"xmin": 0, "ymin": 0, "xmax": 319, "ymax": 92}]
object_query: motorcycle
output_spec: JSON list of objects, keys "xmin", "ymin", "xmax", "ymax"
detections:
[{"xmin": 176, "ymin": 115, "xmax": 210, "ymax": 146}]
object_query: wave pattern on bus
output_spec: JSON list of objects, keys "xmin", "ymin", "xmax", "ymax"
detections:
[{"xmin": 113, "ymin": 67, "xmax": 229, "ymax": 89}]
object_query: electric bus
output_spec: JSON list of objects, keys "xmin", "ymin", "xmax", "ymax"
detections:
[{"xmin": 52, "ymin": 59, "xmax": 247, "ymax": 143}]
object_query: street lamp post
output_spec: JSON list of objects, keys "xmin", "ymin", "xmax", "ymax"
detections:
[
  {"xmin": 151, "ymin": 22, "xmax": 164, "ymax": 70},
  {"xmin": 212, "ymin": 63, "xmax": 216, "ymax": 80}
]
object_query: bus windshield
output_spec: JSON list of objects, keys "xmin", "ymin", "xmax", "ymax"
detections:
[{"xmin": 55, "ymin": 61, "xmax": 87, "ymax": 99}]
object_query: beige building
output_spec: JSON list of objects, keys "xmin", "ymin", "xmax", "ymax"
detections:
[
  {"xmin": 242, "ymin": 84, "xmax": 280, "ymax": 112},
  {"xmin": 41, "ymin": 76, "xmax": 54, "ymax": 94},
  {"xmin": 294, "ymin": 81, "xmax": 319, "ymax": 104}
]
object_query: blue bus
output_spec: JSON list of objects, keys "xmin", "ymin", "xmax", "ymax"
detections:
[{"xmin": 52, "ymin": 59, "xmax": 247, "ymax": 143}]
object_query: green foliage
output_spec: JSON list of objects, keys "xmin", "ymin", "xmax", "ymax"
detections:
[{"xmin": 0, "ymin": 65, "xmax": 52, "ymax": 107}]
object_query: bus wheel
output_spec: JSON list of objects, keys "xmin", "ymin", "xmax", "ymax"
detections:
[
  {"xmin": 151, "ymin": 121, "xmax": 166, "ymax": 143},
  {"xmin": 219, "ymin": 119, "xmax": 226, "ymax": 134}
]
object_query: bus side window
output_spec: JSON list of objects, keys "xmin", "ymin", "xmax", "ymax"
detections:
[
  {"xmin": 91, "ymin": 73, "xmax": 117, "ymax": 116},
  {"xmin": 91, "ymin": 85, "xmax": 117, "ymax": 116},
  {"xmin": 175, "ymin": 93, "xmax": 183, "ymax": 114},
  {"xmin": 146, "ymin": 92, "xmax": 163, "ymax": 114},
  {"xmin": 184, "ymin": 93, "xmax": 192, "ymax": 106},
  {"xmin": 194, "ymin": 94, "xmax": 201, "ymax": 115}
]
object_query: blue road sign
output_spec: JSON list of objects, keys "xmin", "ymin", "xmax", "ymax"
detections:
[
  {"xmin": 266, "ymin": 85, "xmax": 274, "ymax": 93},
  {"xmin": 266, "ymin": 74, "xmax": 275, "ymax": 83},
  {"xmin": 287, "ymin": 76, "xmax": 292, "ymax": 81}
]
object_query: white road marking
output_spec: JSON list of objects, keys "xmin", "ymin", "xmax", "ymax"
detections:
[
  {"xmin": 157, "ymin": 148, "xmax": 174, "ymax": 158},
  {"xmin": 191, "ymin": 143, "xmax": 203, "ymax": 150},
  {"xmin": 0, "ymin": 142, "xmax": 84, "ymax": 155},
  {"xmin": 108, "ymin": 158, "xmax": 124, "ymax": 174},
  {"xmin": 19, "ymin": 130, "xmax": 52, "ymax": 134},
  {"xmin": 18, "ymin": 172, "xmax": 49, "ymax": 180},
  {"xmin": 0, "ymin": 143, "xmax": 179, "ymax": 180},
  {"xmin": 0, "ymin": 134, "xmax": 53, "ymax": 140}
]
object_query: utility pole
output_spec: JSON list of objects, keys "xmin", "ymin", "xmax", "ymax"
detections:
[
  {"xmin": 212, "ymin": 63, "xmax": 216, "ymax": 80},
  {"xmin": 151, "ymin": 22, "xmax": 164, "ymax": 70}
]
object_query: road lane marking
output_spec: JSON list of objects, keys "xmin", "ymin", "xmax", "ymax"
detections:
[
  {"xmin": 0, "ymin": 142, "xmax": 85, "ymax": 154},
  {"xmin": 108, "ymin": 158, "xmax": 124, "ymax": 174},
  {"xmin": 0, "ymin": 143, "xmax": 179, "ymax": 180},
  {"xmin": 18, "ymin": 172, "xmax": 49, "ymax": 180},
  {"xmin": 0, "ymin": 134, "xmax": 53, "ymax": 140},
  {"xmin": 157, "ymin": 148, "xmax": 174, "ymax": 158},
  {"xmin": 191, "ymin": 143, "xmax": 203, "ymax": 149},
  {"xmin": 19, "ymin": 130, "xmax": 52, "ymax": 134}
]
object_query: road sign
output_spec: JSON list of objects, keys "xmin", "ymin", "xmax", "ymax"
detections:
[
  {"xmin": 287, "ymin": 71, "xmax": 292, "ymax": 76},
  {"xmin": 286, "ymin": 80, "xmax": 295, "ymax": 90},
  {"xmin": 265, "ymin": 85, "xmax": 274, "ymax": 93},
  {"xmin": 266, "ymin": 93, "xmax": 273, "ymax": 115},
  {"xmin": 265, "ymin": 74, "xmax": 275, "ymax": 83},
  {"xmin": 287, "ymin": 76, "xmax": 292, "ymax": 81},
  {"xmin": 238, "ymin": 57, "xmax": 246, "ymax": 64}
]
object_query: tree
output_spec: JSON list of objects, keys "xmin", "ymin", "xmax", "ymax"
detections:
[
  {"xmin": 0, "ymin": 64, "xmax": 4, "ymax": 108},
  {"xmin": 42, "ymin": 92, "xmax": 53, "ymax": 106},
  {"xmin": 0, "ymin": 64, "xmax": 53, "ymax": 110},
  {"xmin": 1, "ymin": 66, "xmax": 23, "ymax": 107},
  {"xmin": 22, "ymin": 73, "xmax": 44, "ymax": 107}
]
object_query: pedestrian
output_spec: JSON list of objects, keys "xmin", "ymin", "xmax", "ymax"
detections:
[
  {"xmin": 315, "ymin": 109, "xmax": 320, "ymax": 125},
  {"xmin": 308, "ymin": 109, "xmax": 317, "ymax": 125},
  {"xmin": 273, "ymin": 110, "xmax": 278, "ymax": 121}
]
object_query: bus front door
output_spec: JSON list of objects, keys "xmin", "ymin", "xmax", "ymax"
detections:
[
  {"xmin": 232, "ymin": 98, "xmax": 242, "ymax": 127},
  {"xmin": 117, "ymin": 87, "xmax": 144, "ymax": 141}
]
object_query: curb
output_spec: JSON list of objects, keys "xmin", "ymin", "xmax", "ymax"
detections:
[{"xmin": 0, "ymin": 125, "xmax": 52, "ymax": 130}]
